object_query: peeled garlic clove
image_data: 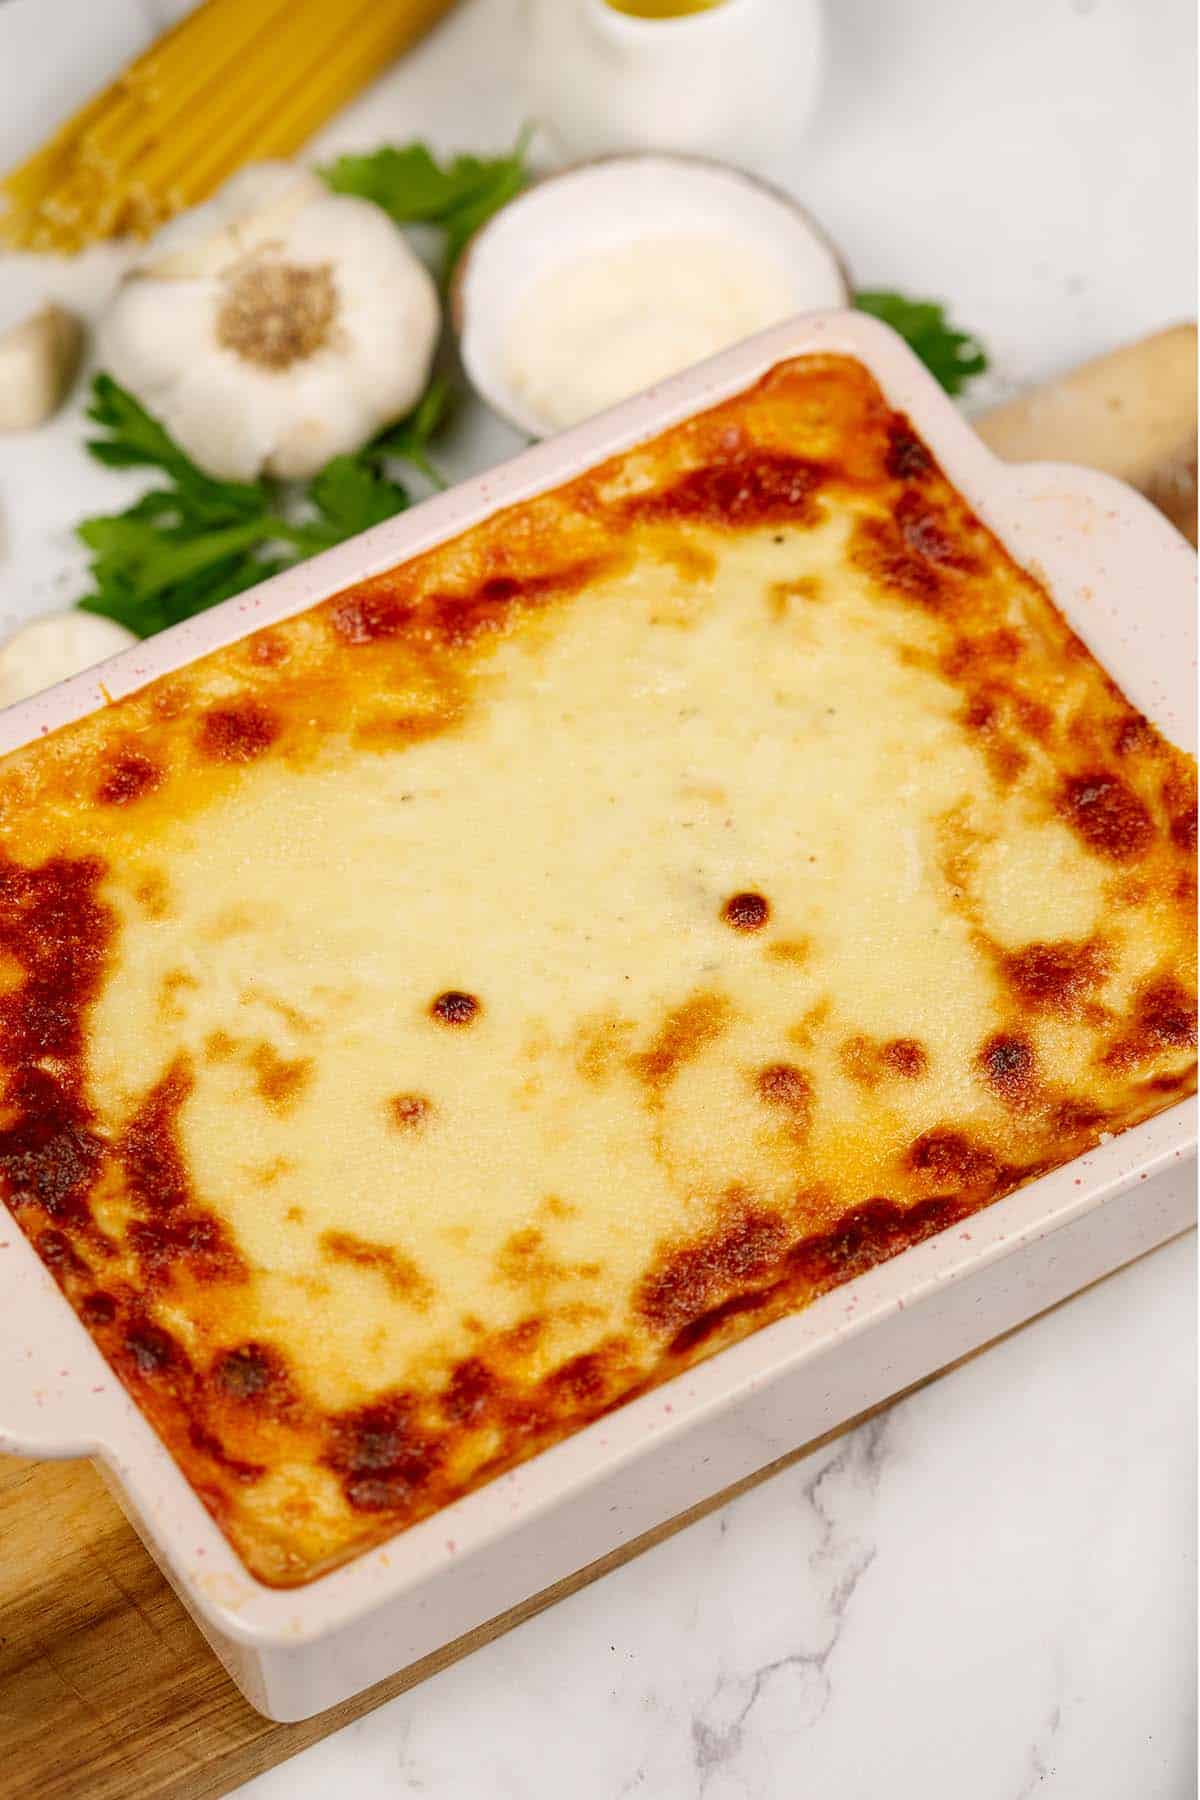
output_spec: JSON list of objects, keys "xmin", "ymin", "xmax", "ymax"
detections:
[
  {"xmin": 0, "ymin": 610, "xmax": 137, "ymax": 708},
  {"xmin": 0, "ymin": 304, "xmax": 84, "ymax": 431}
]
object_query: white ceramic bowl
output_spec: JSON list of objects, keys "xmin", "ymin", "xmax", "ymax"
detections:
[
  {"xmin": 0, "ymin": 311, "xmax": 1194, "ymax": 1721},
  {"xmin": 453, "ymin": 153, "xmax": 850, "ymax": 436}
]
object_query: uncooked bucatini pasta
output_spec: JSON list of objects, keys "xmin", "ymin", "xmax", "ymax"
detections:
[{"xmin": 0, "ymin": 0, "xmax": 456, "ymax": 253}]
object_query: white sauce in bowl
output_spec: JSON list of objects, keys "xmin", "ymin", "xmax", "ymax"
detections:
[{"xmin": 504, "ymin": 234, "xmax": 797, "ymax": 433}]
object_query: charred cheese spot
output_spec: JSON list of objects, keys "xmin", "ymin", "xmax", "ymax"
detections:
[
  {"xmin": 895, "ymin": 490, "xmax": 979, "ymax": 569},
  {"xmin": 80, "ymin": 1289, "xmax": 117, "ymax": 1325},
  {"xmin": 117, "ymin": 1060, "xmax": 247, "ymax": 1291},
  {"xmin": 882, "ymin": 1037, "xmax": 928, "ymax": 1078},
  {"xmin": 247, "ymin": 631, "xmax": 290, "ymax": 668},
  {"xmin": 787, "ymin": 1195, "xmax": 966, "ymax": 1291},
  {"xmin": 1171, "ymin": 808, "xmax": 1198, "ymax": 852},
  {"xmin": 639, "ymin": 1204, "xmax": 789, "ymax": 1333},
  {"xmin": 1113, "ymin": 711, "xmax": 1156, "ymax": 757},
  {"xmin": 388, "ymin": 1093, "xmax": 433, "ymax": 1130},
  {"xmin": 329, "ymin": 591, "xmax": 411, "ymax": 644},
  {"xmin": 1162, "ymin": 767, "xmax": 1198, "ymax": 851},
  {"xmin": 212, "ymin": 1341, "xmax": 291, "ymax": 1404},
  {"xmin": 1001, "ymin": 938, "xmax": 1108, "ymax": 1016},
  {"xmin": 979, "ymin": 1032, "xmax": 1037, "ymax": 1108},
  {"xmin": 0, "ymin": 1067, "xmax": 105, "ymax": 1226},
  {"xmin": 1057, "ymin": 771, "xmax": 1154, "ymax": 862},
  {"xmin": 119, "ymin": 1060, "xmax": 194, "ymax": 1215},
  {"xmin": 150, "ymin": 681, "xmax": 189, "ymax": 722},
  {"xmin": 885, "ymin": 418, "xmax": 934, "ymax": 481},
  {"xmin": 1103, "ymin": 975, "xmax": 1197, "ymax": 1072},
  {"xmin": 121, "ymin": 1320, "xmax": 180, "ymax": 1376},
  {"xmin": 840, "ymin": 1034, "xmax": 928, "ymax": 1088},
  {"xmin": 440, "ymin": 1356, "xmax": 496, "ymax": 1425},
  {"xmin": 325, "ymin": 1394, "xmax": 440, "ymax": 1513},
  {"xmin": 624, "ymin": 453, "xmax": 826, "ymax": 530},
  {"xmin": 198, "ymin": 702, "xmax": 278, "ymax": 764},
  {"xmin": 430, "ymin": 990, "xmax": 480, "ymax": 1027},
  {"xmin": 427, "ymin": 561, "xmax": 611, "ymax": 649},
  {"xmin": 542, "ymin": 1350, "xmax": 606, "ymax": 1403},
  {"xmin": 907, "ymin": 1129, "xmax": 1000, "ymax": 1190},
  {"xmin": 36, "ymin": 1225, "xmax": 88, "ymax": 1278},
  {"xmin": 721, "ymin": 891, "xmax": 771, "ymax": 931},
  {"xmin": 851, "ymin": 489, "xmax": 978, "ymax": 613},
  {"xmin": 95, "ymin": 752, "xmax": 163, "ymax": 807},
  {"xmin": 756, "ymin": 1062, "xmax": 811, "ymax": 1110},
  {"xmin": 127, "ymin": 1209, "xmax": 242, "ymax": 1289},
  {"xmin": 500, "ymin": 1316, "xmax": 543, "ymax": 1357}
]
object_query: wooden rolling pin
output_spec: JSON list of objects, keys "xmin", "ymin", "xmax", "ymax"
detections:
[{"xmin": 977, "ymin": 322, "xmax": 1198, "ymax": 544}]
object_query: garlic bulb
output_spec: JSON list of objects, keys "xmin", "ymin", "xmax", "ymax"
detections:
[
  {"xmin": 97, "ymin": 163, "xmax": 440, "ymax": 482},
  {"xmin": 0, "ymin": 610, "xmax": 137, "ymax": 709}
]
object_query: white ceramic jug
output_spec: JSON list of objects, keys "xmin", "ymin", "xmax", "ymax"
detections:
[{"xmin": 522, "ymin": 0, "xmax": 825, "ymax": 177}]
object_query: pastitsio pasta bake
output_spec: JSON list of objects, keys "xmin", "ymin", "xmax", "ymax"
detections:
[{"xmin": 0, "ymin": 355, "xmax": 1194, "ymax": 1584}]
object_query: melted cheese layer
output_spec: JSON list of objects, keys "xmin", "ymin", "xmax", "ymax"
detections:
[{"xmin": 0, "ymin": 356, "xmax": 1194, "ymax": 1584}]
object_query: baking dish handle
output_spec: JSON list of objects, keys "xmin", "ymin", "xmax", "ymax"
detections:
[{"xmin": 0, "ymin": 1219, "xmax": 116, "ymax": 1458}]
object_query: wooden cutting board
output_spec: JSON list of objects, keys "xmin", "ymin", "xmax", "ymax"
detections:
[
  {"xmin": 1, "ymin": 325, "xmax": 1194, "ymax": 1800},
  {"xmin": 0, "ymin": 1382, "xmax": 933, "ymax": 1800}
]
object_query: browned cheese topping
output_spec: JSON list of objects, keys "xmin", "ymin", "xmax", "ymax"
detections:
[{"xmin": 0, "ymin": 356, "xmax": 1193, "ymax": 1584}]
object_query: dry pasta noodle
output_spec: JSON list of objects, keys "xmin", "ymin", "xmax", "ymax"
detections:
[{"xmin": 0, "ymin": 0, "xmax": 458, "ymax": 253}]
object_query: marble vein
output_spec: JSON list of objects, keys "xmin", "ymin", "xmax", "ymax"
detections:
[{"xmin": 691, "ymin": 1417, "xmax": 890, "ymax": 1791}]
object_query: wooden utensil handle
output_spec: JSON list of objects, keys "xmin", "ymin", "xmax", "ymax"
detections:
[{"xmin": 976, "ymin": 322, "xmax": 1198, "ymax": 545}]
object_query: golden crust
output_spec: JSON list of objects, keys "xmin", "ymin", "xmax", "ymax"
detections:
[{"xmin": 0, "ymin": 356, "xmax": 1194, "ymax": 1584}]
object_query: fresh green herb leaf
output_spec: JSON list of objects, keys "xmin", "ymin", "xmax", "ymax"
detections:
[
  {"xmin": 439, "ymin": 154, "xmax": 528, "ymax": 269},
  {"xmin": 368, "ymin": 374, "xmax": 453, "ymax": 487},
  {"xmin": 76, "ymin": 375, "xmax": 447, "ymax": 638},
  {"xmin": 304, "ymin": 454, "xmax": 412, "ymax": 545},
  {"xmin": 321, "ymin": 132, "xmax": 531, "ymax": 274},
  {"xmin": 85, "ymin": 375, "xmax": 269, "ymax": 520},
  {"xmin": 321, "ymin": 143, "xmax": 480, "ymax": 221},
  {"xmin": 854, "ymin": 292, "xmax": 989, "ymax": 396}
]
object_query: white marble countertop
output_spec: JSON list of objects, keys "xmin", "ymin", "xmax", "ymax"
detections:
[{"xmin": 0, "ymin": 2, "xmax": 1194, "ymax": 1795}]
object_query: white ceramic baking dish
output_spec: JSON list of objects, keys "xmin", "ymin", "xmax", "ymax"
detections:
[{"xmin": 0, "ymin": 312, "xmax": 1195, "ymax": 1721}]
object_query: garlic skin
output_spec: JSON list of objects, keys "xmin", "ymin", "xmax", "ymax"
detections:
[
  {"xmin": 0, "ymin": 304, "xmax": 83, "ymax": 431},
  {"xmin": 97, "ymin": 163, "xmax": 440, "ymax": 483},
  {"xmin": 0, "ymin": 611, "xmax": 137, "ymax": 709}
]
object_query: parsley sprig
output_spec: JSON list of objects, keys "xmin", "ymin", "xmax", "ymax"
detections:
[
  {"xmin": 77, "ymin": 373, "xmax": 451, "ymax": 638},
  {"xmin": 321, "ymin": 132, "xmax": 530, "ymax": 275},
  {"xmin": 854, "ymin": 291, "xmax": 988, "ymax": 396}
]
